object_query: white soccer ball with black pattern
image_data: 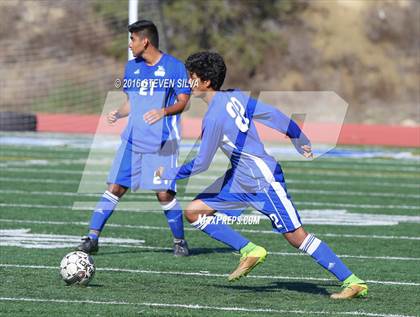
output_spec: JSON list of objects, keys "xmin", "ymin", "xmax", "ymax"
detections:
[{"xmin": 59, "ymin": 251, "xmax": 95, "ymax": 286}]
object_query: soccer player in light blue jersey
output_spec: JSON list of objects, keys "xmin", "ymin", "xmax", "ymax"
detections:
[
  {"xmin": 157, "ymin": 52, "xmax": 368, "ymax": 298},
  {"xmin": 77, "ymin": 20, "xmax": 190, "ymax": 256}
]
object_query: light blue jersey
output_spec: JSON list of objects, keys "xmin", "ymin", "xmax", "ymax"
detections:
[
  {"xmin": 122, "ymin": 53, "xmax": 190, "ymax": 153},
  {"xmin": 162, "ymin": 89, "xmax": 310, "ymax": 192},
  {"xmin": 161, "ymin": 90, "xmax": 310, "ymax": 233},
  {"xmin": 107, "ymin": 53, "xmax": 189, "ymax": 191}
]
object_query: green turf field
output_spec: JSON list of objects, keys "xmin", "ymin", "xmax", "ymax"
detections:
[{"xmin": 1, "ymin": 134, "xmax": 419, "ymax": 317}]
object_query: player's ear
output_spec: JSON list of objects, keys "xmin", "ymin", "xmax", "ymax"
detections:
[
  {"xmin": 138, "ymin": 34, "xmax": 148, "ymax": 47},
  {"xmin": 204, "ymin": 79, "xmax": 212, "ymax": 89}
]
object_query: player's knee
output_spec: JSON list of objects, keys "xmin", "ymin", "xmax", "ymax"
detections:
[
  {"xmin": 156, "ymin": 191, "xmax": 175, "ymax": 203},
  {"xmin": 185, "ymin": 199, "xmax": 214, "ymax": 224},
  {"xmin": 184, "ymin": 209, "xmax": 198, "ymax": 223},
  {"xmin": 184, "ymin": 201, "xmax": 203, "ymax": 223},
  {"xmin": 107, "ymin": 184, "xmax": 127, "ymax": 198}
]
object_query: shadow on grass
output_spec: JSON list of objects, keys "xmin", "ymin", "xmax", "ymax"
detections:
[
  {"xmin": 96, "ymin": 247, "xmax": 234, "ymax": 256},
  {"xmin": 62, "ymin": 283, "xmax": 104, "ymax": 288},
  {"xmin": 189, "ymin": 247, "xmax": 236, "ymax": 256},
  {"xmin": 86, "ymin": 283, "xmax": 104, "ymax": 288},
  {"xmin": 218, "ymin": 281, "xmax": 330, "ymax": 295}
]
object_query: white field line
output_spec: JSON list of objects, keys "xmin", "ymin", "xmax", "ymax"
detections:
[
  {"xmin": 1, "ymin": 200, "xmax": 419, "ymax": 214},
  {"xmin": 252, "ymin": 167, "xmax": 418, "ymax": 178},
  {"xmin": 1, "ymin": 175, "xmax": 420, "ymax": 189},
  {"xmin": 1, "ymin": 218, "xmax": 419, "ymax": 241},
  {"xmin": 0, "ymin": 187, "xmax": 417, "ymax": 200},
  {"xmin": 292, "ymin": 189, "xmax": 420, "ymax": 199},
  {"xmin": 4, "ymin": 146, "xmax": 419, "ymax": 165},
  {"xmin": 1, "ymin": 188, "xmax": 419, "ymax": 200},
  {"xmin": 0, "ymin": 203, "xmax": 167, "ymax": 212},
  {"xmin": 1, "ymin": 199, "xmax": 419, "ymax": 213},
  {"xmin": 0, "ymin": 203, "xmax": 172, "ymax": 213},
  {"xmin": 2, "ymin": 166, "xmax": 419, "ymax": 180},
  {"xmin": 297, "ymin": 201, "xmax": 419, "ymax": 210},
  {"xmin": 117, "ymin": 245, "xmax": 420, "ymax": 262},
  {"xmin": 3, "ymin": 149, "xmax": 420, "ymax": 168},
  {"xmin": 3, "ymin": 157, "xmax": 419, "ymax": 173},
  {"xmin": 3, "ymin": 191, "xmax": 420, "ymax": 211},
  {"xmin": 2, "ymin": 145, "xmax": 419, "ymax": 160},
  {"xmin": 2, "ymin": 167, "xmax": 107, "ymax": 175},
  {"xmin": 327, "ymin": 158, "xmax": 419, "ymax": 166},
  {"xmin": 0, "ymin": 151, "xmax": 88, "ymax": 157},
  {"xmin": 0, "ymin": 297, "xmax": 416, "ymax": 317},
  {"xmin": 283, "ymin": 162, "xmax": 420, "ymax": 172},
  {"xmin": 0, "ymin": 177, "xmax": 103, "ymax": 185},
  {"xmin": 211, "ymin": 155, "xmax": 420, "ymax": 167},
  {"xmin": 1, "ymin": 264, "xmax": 419, "ymax": 287},
  {"xmin": 0, "ymin": 219, "xmax": 418, "ymax": 261}
]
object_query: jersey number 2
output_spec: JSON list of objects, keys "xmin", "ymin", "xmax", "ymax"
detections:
[
  {"xmin": 269, "ymin": 214, "xmax": 283, "ymax": 228},
  {"xmin": 226, "ymin": 97, "xmax": 249, "ymax": 132}
]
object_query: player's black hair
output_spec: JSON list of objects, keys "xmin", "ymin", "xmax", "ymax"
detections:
[
  {"xmin": 185, "ymin": 52, "xmax": 226, "ymax": 90},
  {"xmin": 128, "ymin": 20, "xmax": 159, "ymax": 48}
]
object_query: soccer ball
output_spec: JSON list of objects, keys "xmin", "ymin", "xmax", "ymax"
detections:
[{"xmin": 59, "ymin": 251, "xmax": 95, "ymax": 286}]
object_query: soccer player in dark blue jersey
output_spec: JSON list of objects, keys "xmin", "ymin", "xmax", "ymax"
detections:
[
  {"xmin": 157, "ymin": 52, "xmax": 368, "ymax": 298},
  {"xmin": 77, "ymin": 20, "xmax": 190, "ymax": 256}
]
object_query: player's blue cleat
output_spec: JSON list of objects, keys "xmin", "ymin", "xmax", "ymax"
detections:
[
  {"xmin": 76, "ymin": 236, "xmax": 99, "ymax": 254},
  {"xmin": 330, "ymin": 274, "xmax": 368, "ymax": 299},
  {"xmin": 228, "ymin": 242, "xmax": 267, "ymax": 282},
  {"xmin": 173, "ymin": 239, "xmax": 189, "ymax": 256}
]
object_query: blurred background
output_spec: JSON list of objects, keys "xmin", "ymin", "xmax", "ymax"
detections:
[{"xmin": 0, "ymin": 0, "xmax": 418, "ymax": 128}]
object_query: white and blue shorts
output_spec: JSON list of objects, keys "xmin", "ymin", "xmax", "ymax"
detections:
[
  {"xmin": 195, "ymin": 169, "xmax": 302, "ymax": 234},
  {"xmin": 107, "ymin": 140, "xmax": 177, "ymax": 192}
]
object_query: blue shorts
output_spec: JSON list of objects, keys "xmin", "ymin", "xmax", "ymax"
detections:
[
  {"xmin": 107, "ymin": 140, "xmax": 177, "ymax": 192},
  {"xmin": 196, "ymin": 171, "xmax": 302, "ymax": 234}
]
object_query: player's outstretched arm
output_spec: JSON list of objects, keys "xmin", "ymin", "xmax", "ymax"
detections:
[
  {"xmin": 251, "ymin": 97, "xmax": 312, "ymax": 158},
  {"xmin": 143, "ymin": 93, "xmax": 190, "ymax": 125}
]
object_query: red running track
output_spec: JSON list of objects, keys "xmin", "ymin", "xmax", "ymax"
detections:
[{"xmin": 36, "ymin": 113, "xmax": 420, "ymax": 147}]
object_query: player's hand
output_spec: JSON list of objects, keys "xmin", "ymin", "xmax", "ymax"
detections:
[
  {"xmin": 301, "ymin": 145, "xmax": 313, "ymax": 159},
  {"xmin": 144, "ymin": 109, "xmax": 165, "ymax": 125},
  {"xmin": 155, "ymin": 166, "xmax": 164, "ymax": 178},
  {"xmin": 107, "ymin": 110, "xmax": 119, "ymax": 125}
]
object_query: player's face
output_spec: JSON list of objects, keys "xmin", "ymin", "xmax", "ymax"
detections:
[
  {"xmin": 189, "ymin": 72, "xmax": 210, "ymax": 98},
  {"xmin": 129, "ymin": 33, "xmax": 146, "ymax": 57}
]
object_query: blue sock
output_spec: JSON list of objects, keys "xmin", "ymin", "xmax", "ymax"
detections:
[
  {"xmin": 161, "ymin": 199, "xmax": 185, "ymax": 240},
  {"xmin": 88, "ymin": 191, "xmax": 119, "ymax": 238},
  {"xmin": 299, "ymin": 234, "xmax": 352, "ymax": 281},
  {"xmin": 191, "ymin": 214, "xmax": 249, "ymax": 251}
]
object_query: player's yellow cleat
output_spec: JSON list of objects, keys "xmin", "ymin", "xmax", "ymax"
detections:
[
  {"xmin": 330, "ymin": 274, "xmax": 368, "ymax": 299},
  {"xmin": 228, "ymin": 242, "xmax": 267, "ymax": 282}
]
